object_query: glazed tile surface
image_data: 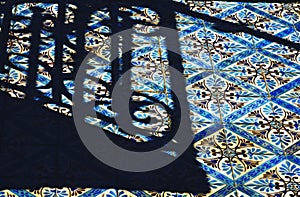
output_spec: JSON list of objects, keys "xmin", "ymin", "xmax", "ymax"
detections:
[{"xmin": 0, "ymin": 0, "xmax": 300, "ymax": 196}]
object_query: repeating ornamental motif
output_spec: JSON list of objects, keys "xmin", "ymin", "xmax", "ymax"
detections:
[{"xmin": 0, "ymin": 0, "xmax": 299, "ymax": 196}]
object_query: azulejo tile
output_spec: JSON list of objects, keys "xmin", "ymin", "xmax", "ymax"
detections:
[
  {"xmin": 1, "ymin": 0, "xmax": 300, "ymax": 196},
  {"xmin": 285, "ymin": 30, "xmax": 300, "ymax": 44},
  {"xmin": 195, "ymin": 123, "xmax": 276, "ymax": 183},
  {"xmin": 268, "ymin": 99, "xmax": 300, "ymax": 152},
  {"xmin": 203, "ymin": 39, "xmax": 253, "ymax": 78},
  {"xmin": 130, "ymin": 65, "xmax": 171, "ymax": 93},
  {"xmin": 261, "ymin": 45, "xmax": 300, "ymax": 72},
  {"xmin": 222, "ymin": 125, "xmax": 276, "ymax": 180},
  {"xmin": 143, "ymin": 190, "xmax": 178, "ymax": 197},
  {"xmin": 0, "ymin": 190, "xmax": 23, "ymax": 197},
  {"xmin": 131, "ymin": 33, "xmax": 172, "ymax": 93},
  {"xmin": 180, "ymin": 42, "xmax": 213, "ymax": 71},
  {"xmin": 215, "ymin": 72, "xmax": 266, "ymax": 119},
  {"xmin": 118, "ymin": 190, "xmax": 139, "ymax": 197},
  {"xmin": 228, "ymin": 98, "xmax": 300, "ymax": 152},
  {"xmin": 234, "ymin": 189, "xmax": 252, "ymax": 197},
  {"xmin": 236, "ymin": 4, "xmax": 292, "ymax": 34},
  {"xmin": 251, "ymin": 3, "xmax": 300, "ymax": 24},
  {"xmin": 184, "ymin": 1, "xmax": 241, "ymax": 18},
  {"xmin": 244, "ymin": 159, "xmax": 300, "ymax": 197},
  {"xmin": 186, "ymin": 72, "xmax": 223, "ymax": 123},
  {"xmin": 217, "ymin": 52, "xmax": 299, "ymax": 99},
  {"xmin": 196, "ymin": 175, "xmax": 227, "ymax": 197},
  {"xmin": 279, "ymin": 84, "xmax": 300, "ymax": 107},
  {"xmin": 194, "ymin": 127, "xmax": 237, "ymax": 181}
]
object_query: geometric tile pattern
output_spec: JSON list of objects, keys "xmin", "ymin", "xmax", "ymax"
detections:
[
  {"xmin": 0, "ymin": 1, "xmax": 300, "ymax": 196},
  {"xmin": 175, "ymin": 1, "xmax": 300, "ymax": 196}
]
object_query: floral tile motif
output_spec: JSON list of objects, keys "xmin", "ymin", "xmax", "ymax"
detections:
[
  {"xmin": 279, "ymin": 88, "xmax": 300, "ymax": 107},
  {"xmin": 223, "ymin": 126, "xmax": 277, "ymax": 180},
  {"xmin": 131, "ymin": 35, "xmax": 171, "ymax": 93},
  {"xmin": 229, "ymin": 101, "xmax": 299, "ymax": 150},
  {"xmin": 195, "ymin": 126, "xmax": 276, "ymax": 182},
  {"xmin": 261, "ymin": 43, "xmax": 300, "ymax": 71},
  {"xmin": 0, "ymin": 0, "xmax": 300, "ymax": 197},
  {"xmin": 244, "ymin": 159, "xmax": 300, "ymax": 197},
  {"xmin": 194, "ymin": 127, "xmax": 236, "ymax": 181}
]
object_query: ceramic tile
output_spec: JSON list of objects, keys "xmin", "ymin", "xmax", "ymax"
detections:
[
  {"xmin": 186, "ymin": 72, "xmax": 223, "ymax": 123},
  {"xmin": 228, "ymin": 97, "xmax": 300, "ymax": 152},
  {"xmin": 261, "ymin": 45, "xmax": 300, "ymax": 71},
  {"xmin": 244, "ymin": 159, "xmax": 300, "ymax": 197},
  {"xmin": 1, "ymin": 1, "xmax": 300, "ymax": 197},
  {"xmin": 251, "ymin": 3, "xmax": 300, "ymax": 24},
  {"xmin": 194, "ymin": 124, "xmax": 275, "ymax": 189},
  {"xmin": 178, "ymin": 33, "xmax": 213, "ymax": 70},
  {"xmin": 184, "ymin": 1, "xmax": 240, "ymax": 17},
  {"xmin": 194, "ymin": 127, "xmax": 236, "ymax": 184},
  {"xmin": 213, "ymin": 72, "xmax": 267, "ymax": 119},
  {"xmin": 223, "ymin": 125, "xmax": 277, "ymax": 180},
  {"xmin": 130, "ymin": 64, "xmax": 171, "ymax": 93},
  {"xmin": 268, "ymin": 99, "xmax": 300, "ymax": 152}
]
